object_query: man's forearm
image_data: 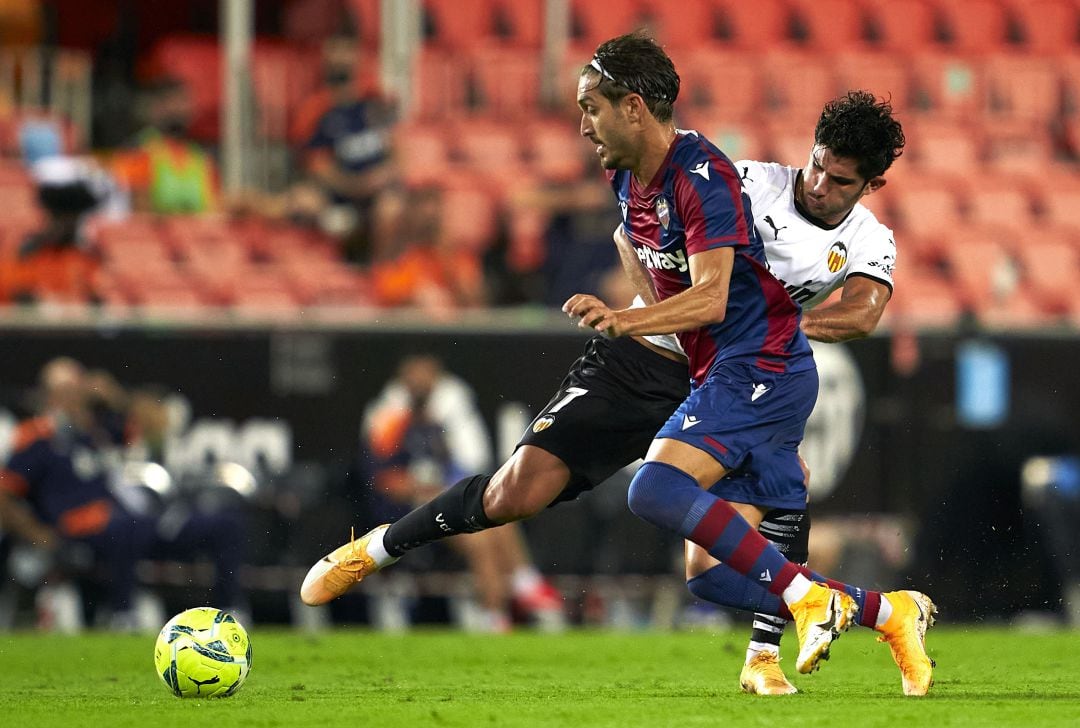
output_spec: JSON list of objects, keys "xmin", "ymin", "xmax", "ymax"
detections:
[{"xmin": 800, "ymin": 301, "xmax": 882, "ymax": 343}]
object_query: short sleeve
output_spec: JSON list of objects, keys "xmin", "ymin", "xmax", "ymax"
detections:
[{"xmin": 675, "ymin": 156, "xmax": 752, "ymax": 256}]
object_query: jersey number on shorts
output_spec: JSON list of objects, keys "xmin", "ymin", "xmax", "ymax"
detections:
[{"xmin": 548, "ymin": 387, "xmax": 589, "ymax": 414}]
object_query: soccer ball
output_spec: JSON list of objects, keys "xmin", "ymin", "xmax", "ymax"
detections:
[{"xmin": 153, "ymin": 607, "xmax": 252, "ymax": 698}]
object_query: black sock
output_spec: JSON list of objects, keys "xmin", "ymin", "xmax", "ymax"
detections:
[
  {"xmin": 382, "ymin": 475, "xmax": 496, "ymax": 556},
  {"xmin": 749, "ymin": 508, "xmax": 810, "ymax": 649}
]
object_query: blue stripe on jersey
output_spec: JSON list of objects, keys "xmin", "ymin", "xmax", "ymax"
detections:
[{"xmin": 611, "ymin": 132, "xmax": 813, "ymax": 385}]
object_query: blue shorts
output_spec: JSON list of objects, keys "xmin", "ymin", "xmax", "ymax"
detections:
[{"xmin": 654, "ymin": 361, "xmax": 818, "ymax": 510}]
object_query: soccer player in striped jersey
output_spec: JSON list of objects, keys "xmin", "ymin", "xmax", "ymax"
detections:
[{"xmin": 301, "ymin": 36, "xmax": 934, "ymax": 695}]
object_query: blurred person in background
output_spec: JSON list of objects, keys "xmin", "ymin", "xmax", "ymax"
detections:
[
  {"xmin": 370, "ymin": 185, "xmax": 487, "ymax": 312},
  {"xmin": 0, "ymin": 358, "xmax": 247, "ymax": 630},
  {"xmin": 1, "ymin": 157, "xmax": 112, "ymax": 305},
  {"xmin": 362, "ymin": 355, "xmax": 563, "ymax": 632},
  {"xmin": 291, "ymin": 33, "xmax": 405, "ymax": 264},
  {"xmin": 112, "ymin": 76, "xmax": 219, "ymax": 215}
]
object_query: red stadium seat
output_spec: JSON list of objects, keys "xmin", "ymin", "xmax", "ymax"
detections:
[
  {"xmin": 981, "ymin": 56, "xmax": 1061, "ymax": 125},
  {"xmin": 903, "ymin": 119, "xmax": 982, "ymax": 178},
  {"xmin": 890, "ymin": 265, "xmax": 966, "ymax": 328},
  {"xmin": 966, "ymin": 183, "xmax": 1037, "ymax": 235},
  {"xmin": 832, "ymin": 52, "xmax": 914, "ymax": 112},
  {"xmin": 860, "ymin": 0, "xmax": 939, "ymax": 52},
  {"xmin": 422, "ymin": 0, "xmax": 497, "ymax": 49},
  {"xmin": 637, "ymin": 0, "xmax": 717, "ymax": 50},
  {"xmin": 455, "ymin": 121, "xmax": 525, "ymax": 186},
  {"xmin": 891, "ymin": 184, "xmax": 966, "ymax": 240},
  {"xmin": 910, "ymin": 52, "xmax": 983, "ymax": 119},
  {"xmin": 467, "ymin": 48, "xmax": 543, "ymax": 117},
  {"xmin": 147, "ymin": 35, "xmax": 220, "ymax": 141},
  {"xmin": 932, "ymin": 0, "xmax": 1013, "ymax": 52},
  {"xmin": 678, "ymin": 49, "xmax": 764, "ymax": 120},
  {"xmin": 413, "ymin": 49, "xmax": 470, "ymax": 119},
  {"xmin": 1038, "ymin": 186, "xmax": 1080, "ymax": 234},
  {"xmin": 1007, "ymin": 0, "xmax": 1080, "ymax": 53},
  {"xmin": 787, "ymin": 0, "xmax": 869, "ymax": 48},
  {"xmin": 710, "ymin": 0, "xmax": 795, "ymax": 49},
  {"xmin": 395, "ymin": 123, "xmax": 455, "ymax": 188},
  {"xmin": 490, "ymin": 0, "xmax": 544, "ymax": 48},
  {"xmin": 440, "ymin": 185, "xmax": 499, "ymax": 252},
  {"xmin": 1016, "ymin": 239, "xmax": 1080, "ymax": 312},
  {"xmin": 763, "ymin": 122, "xmax": 815, "ymax": 168},
  {"xmin": 569, "ymin": 0, "xmax": 648, "ymax": 49},
  {"xmin": 526, "ymin": 120, "xmax": 588, "ymax": 183},
  {"xmin": 761, "ymin": 51, "xmax": 840, "ymax": 129}
]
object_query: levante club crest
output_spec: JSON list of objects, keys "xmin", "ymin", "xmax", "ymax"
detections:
[{"xmin": 655, "ymin": 197, "xmax": 670, "ymax": 229}]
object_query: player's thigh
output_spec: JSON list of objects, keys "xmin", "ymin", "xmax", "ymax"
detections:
[
  {"xmin": 483, "ymin": 445, "xmax": 573, "ymax": 522},
  {"xmin": 645, "ymin": 437, "xmax": 730, "ymax": 487}
]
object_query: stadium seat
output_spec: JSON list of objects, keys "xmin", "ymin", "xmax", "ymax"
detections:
[
  {"xmin": 932, "ymin": 0, "xmax": 1013, "ymax": 52},
  {"xmin": 981, "ymin": 56, "xmax": 1061, "ymax": 125},
  {"xmin": 439, "ymin": 185, "xmax": 499, "ymax": 252},
  {"xmin": 395, "ymin": 123, "xmax": 455, "ymax": 188},
  {"xmin": 910, "ymin": 52, "xmax": 983, "ymax": 118},
  {"xmin": 1016, "ymin": 238, "xmax": 1080, "ymax": 312},
  {"xmin": 891, "ymin": 184, "xmax": 966, "ymax": 241},
  {"xmin": 467, "ymin": 48, "xmax": 543, "ymax": 117},
  {"xmin": 422, "ymin": 0, "xmax": 497, "ymax": 49},
  {"xmin": 569, "ymin": 0, "xmax": 648, "ymax": 49},
  {"xmin": 890, "ymin": 265, "xmax": 965, "ymax": 328},
  {"xmin": 689, "ymin": 117, "xmax": 768, "ymax": 163},
  {"xmin": 413, "ymin": 49, "xmax": 470, "ymax": 119},
  {"xmin": 710, "ymin": 0, "xmax": 795, "ymax": 49},
  {"xmin": 903, "ymin": 119, "xmax": 982, "ymax": 178},
  {"xmin": 761, "ymin": 51, "xmax": 839, "ymax": 129},
  {"xmin": 966, "ymin": 183, "xmax": 1038, "ymax": 236},
  {"xmin": 1038, "ymin": 186, "xmax": 1080, "ymax": 234},
  {"xmin": 762, "ymin": 122, "xmax": 815, "ymax": 168},
  {"xmin": 147, "ymin": 35, "xmax": 220, "ymax": 142},
  {"xmin": 860, "ymin": 0, "xmax": 939, "ymax": 52},
  {"xmin": 677, "ymin": 49, "xmax": 763, "ymax": 120},
  {"xmin": 982, "ymin": 121, "xmax": 1055, "ymax": 178},
  {"xmin": 526, "ymin": 120, "xmax": 588, "ymax": 183},
  {"xmin": 832, "ymin": 52, "xmax": 914, "ymax": 112},
  {"xmin": 490, "ymin": 0, "xmax": 544, "ymax": 48},
  {"xmin": 636, "ymin": 0, "xmax": 717, "ymax": 50},
  {"xmin": 787, "ymin": 0, "xmax": 869, "ymax": 48},
  {"xmin": 1005, "ymin": 0, "xmax": 1080, "ymax": 53}
]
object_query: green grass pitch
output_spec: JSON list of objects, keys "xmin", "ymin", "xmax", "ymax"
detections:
[{"xmin": 2, "ymin": 627, "xmax": 1078, "ymax": 727}]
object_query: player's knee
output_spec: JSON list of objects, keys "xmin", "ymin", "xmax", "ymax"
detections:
[
  {"xmin": 627, "ymin": 461, "xmax": 689, "ymax": 527},
  {"xmin": 482, "ymin": 474, "xmax": 539, "ymax": 523}
]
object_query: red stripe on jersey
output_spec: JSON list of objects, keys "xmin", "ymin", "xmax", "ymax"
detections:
[
  {"xmin": 703, "ymin": 435, "xmax": 728, "ymax": 455},
  {"xmin": 749, "ymin": 254, "xmax": 800, "ymax": 371}
]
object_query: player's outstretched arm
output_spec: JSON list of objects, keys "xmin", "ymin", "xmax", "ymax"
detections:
[{"xmin": 800, "ymin": 275, "xmax": 891, "ymax": 343}]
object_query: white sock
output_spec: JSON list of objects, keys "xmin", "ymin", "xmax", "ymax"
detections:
[
  {"xmin": 511, "ymin": 566, "xmax": 542, "ymax": 596},
  {"xmin": 781, "ymin": 573, "xmax": 814, "ymax": 605},
  {"xmin": 745, "ymin": 641, "xmax": 780, "ymax": 665},
  {"xmin": 875, "ymin": 593, "xmax": 895, "ymax": 628},
  {"xmin": 366, "ymin": 526, "xmax": 396, "ymax": 566}
]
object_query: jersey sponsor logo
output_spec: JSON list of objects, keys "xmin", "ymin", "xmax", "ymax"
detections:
[
  {"xmin": 782, "ymin": 280, "xmax": 819, "ymax": 305},
  {"xmin": 827, "ymin": 241, "xmax": 848, "ymax": 273},
  {"xmin": 690, "ymin": 161, "xmax": 710, "ymax": 180},
  {"xmin": 636, "ymin": 245, "xmax": 688, "ymax": 273},
  {"xmin": 681, "ymin": 414, "xmax": 701, "ymax": 431},
  {"xmin": 751, "ymin": 383, "xmax": 770, "ymax": 402},
  {"xmin": 532, "ymin": 415, "xmax": 555, "ymax": 433},
  {"xmin": 763, "ymin": 215, "xmax": 788, "ymax": 240},
  {"xmin": 655, "ymin": 197, "xmax": 670, "ymax": 230}
]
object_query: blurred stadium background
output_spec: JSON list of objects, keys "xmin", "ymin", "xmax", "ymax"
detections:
[{"xmin": 0, "ymin": 0, "xmax": 1078, "ymax": 634}]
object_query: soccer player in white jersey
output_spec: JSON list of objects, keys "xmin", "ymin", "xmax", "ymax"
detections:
[
  {"xmin": 679, "ymin": 90, "xmax": 906, "ymax": 694},
  {"xmin": 301, "ymin": 89, "xmax": 934, "ymax": 696}
]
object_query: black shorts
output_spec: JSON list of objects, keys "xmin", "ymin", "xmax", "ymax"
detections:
[{"xmin": 517, "ymin": 335, "xmax": 690, "ymax": 505}]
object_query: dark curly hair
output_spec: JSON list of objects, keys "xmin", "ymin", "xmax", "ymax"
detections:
[
  {"xmin": 582, "ymin": 31, "xmax": 680, "ymax": 123},
  {"xmin": 814, "ymin": 91, "xmax": 905, "ymax": 180}
]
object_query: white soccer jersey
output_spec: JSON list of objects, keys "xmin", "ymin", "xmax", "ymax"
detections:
[
  {"xmin": 735, "ymin": 159, "xmax": 896, "ymax": 309},
  {"xmin": 640, "ymin": 159, "xmax": 896, "ymax": 354}
]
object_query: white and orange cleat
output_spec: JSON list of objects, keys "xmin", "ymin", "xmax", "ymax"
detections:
[
  {"xmin": 300, "ymin": 525, "xmax": 397, "ymax": 606},
  {"xmin": 789, "ymin": 583, "xmax": 858, "ymax": 674},
  {"xmin": 877, "ymin": 590, "xmax": 937, "ymax": 696}
]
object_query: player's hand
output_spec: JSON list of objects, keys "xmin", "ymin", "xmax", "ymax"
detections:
[{"xmin": 562, "ymin": 294, "xmax": 624, "ymax": 336}]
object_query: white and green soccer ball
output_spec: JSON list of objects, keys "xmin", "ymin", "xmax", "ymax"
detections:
[{"xmin": 153, "ymin": 607, "xmax": 252, "ymax": 698}]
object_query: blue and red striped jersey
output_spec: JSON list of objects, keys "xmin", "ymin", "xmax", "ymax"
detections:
[{"xmin": 609, "ymin": 130, "xmax": 814, "ymax": 386}]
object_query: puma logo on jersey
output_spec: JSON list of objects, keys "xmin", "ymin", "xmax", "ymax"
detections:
[
  {"xmin": 763, "ymin": 215, "xmax": 788, "ymax": 240},
  {"xmin": 681, "ymin": 414, "xmax": 701, "ymax": 431},
  {"xmin": 740, "ymin": 166, "xmax": 753, "ymax": 182},
  {"xmin": 751, "ymin": 384, "xmax": 770, "ymax": 402},
  {"xmin": 690, "ymin": 161, "xmax": 710, "ymax": 180},
  {"xmin": 636, "ymin": 246, "xmax": 688, "ymax": 273}
]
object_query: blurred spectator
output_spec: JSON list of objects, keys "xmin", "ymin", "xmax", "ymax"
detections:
[
  {"xmin": 363, "ymin": 355, "xmax": 564, "ymax": 632},
  {"xmin": 0, "ymin": 358, "xmax": 247, "ymax": 630},
  {"xmin": 112, "ymin": 76, "xmax": 219, "ymax": 214},
  {"xmin": 370, "ymin": 185, "xmax": 487, "ymax": 312},
  {"xmin": 0, "ymin": 157, "xmax": 115, "ymax": 304},
  {"xmin": 290, "ymin": 33, "xmax": 404, "ymax": 263}
]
